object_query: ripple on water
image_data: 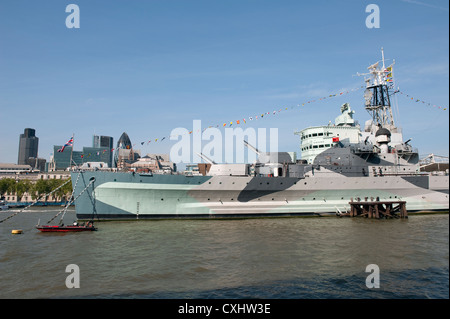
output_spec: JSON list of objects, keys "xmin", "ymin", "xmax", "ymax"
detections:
[{"xmin": 0, "ymin": 211, "xmax": 448, "ymax": 298}]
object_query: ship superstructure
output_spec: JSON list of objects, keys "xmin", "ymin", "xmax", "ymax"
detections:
[
  {"xmin": 296, "ymin": 102, "xmax": 361, "ymax": 164},
  {"xmin": 71, "ymin": 51, "xmax": 449, "ymax": 220}
]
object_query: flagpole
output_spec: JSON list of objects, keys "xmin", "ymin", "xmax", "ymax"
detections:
[{"xmin": 70, "ymin": 133, "xmax": 74, "ymax": 171}]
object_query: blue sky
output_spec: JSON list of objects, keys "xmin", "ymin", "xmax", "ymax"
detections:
[{"xmin": 0, "ymin": 0, "xmax": 448, "ymax": 164}]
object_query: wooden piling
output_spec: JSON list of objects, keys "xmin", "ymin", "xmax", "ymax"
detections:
[{"xmin": 347, "ymin": 199, "xmax": 407, "ymax": 219}]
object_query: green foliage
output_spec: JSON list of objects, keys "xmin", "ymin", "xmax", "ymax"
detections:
[
  {"xmin": 0, "ymin": 178, "xmax": 73, "ymax": 202},
  {"xmin": 0, "ymin": 178, "xmax": 16, "ymax": 196},
  {"xmin": 15, "ymin": 179, "xmax": 32, "ymax": 200}
]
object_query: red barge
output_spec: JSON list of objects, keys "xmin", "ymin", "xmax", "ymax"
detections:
[{"xmin": 36, "ymin": 222, "xmax": 97, "ymax": 232}]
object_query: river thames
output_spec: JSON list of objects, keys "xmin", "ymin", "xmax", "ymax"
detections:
[{"xmin": 0, "ymin": 208, "xmax": 448, "ymax": 299}]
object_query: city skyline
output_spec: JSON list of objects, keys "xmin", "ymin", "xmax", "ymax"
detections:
[{"xmin": 0, "ymin": 0, "xmax": 448, "ymax": 164}]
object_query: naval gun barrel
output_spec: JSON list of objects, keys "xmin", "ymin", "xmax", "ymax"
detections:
[
  {"xmin": 196, "ymin": 153, "xmax": 216, "ymax": 165},
  {"xmin": 243, "ymin": 140, "xmax": 261, "ymax": 156}
]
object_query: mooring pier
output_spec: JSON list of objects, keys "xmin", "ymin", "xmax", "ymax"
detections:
[{"xmin": 339, "ymin": 197, "xmax": 408, "ymax": 219}]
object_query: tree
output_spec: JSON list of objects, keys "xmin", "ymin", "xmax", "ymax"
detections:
[
  {"xmin": 52, "ymin": 178, "xmax": 72, "ymax": 202},
  {"xmin": 15, "ymin": 180, "xmax": 33, "ymax": 201},
  {"xmin": 32, "ymin": 179, "xmax": 53, "ymax": 203},
  {"xmin": 0, "ymin": 178, "xmax": 16, "ymax": 197},
  {"xmin": 1, "ymin": 178, "xmax": 73, "ymax": 203},
  {"xmin": 61, "ymin": 178, "xmax": 73, "ymax": 201}
]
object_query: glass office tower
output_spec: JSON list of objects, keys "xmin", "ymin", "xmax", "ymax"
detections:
[{"xmin": 18, "ymin": 128, "xmax": 39, "ymax": 165}]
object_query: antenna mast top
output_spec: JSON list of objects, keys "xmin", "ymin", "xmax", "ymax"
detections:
[{"xmin": 361, "ymin": 48, "xmax": 396, "ymax": 128}]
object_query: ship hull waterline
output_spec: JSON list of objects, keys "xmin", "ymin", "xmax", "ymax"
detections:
[{"xmin": 72, "ymin": 172, "xmax": 449, "ymax": 221}]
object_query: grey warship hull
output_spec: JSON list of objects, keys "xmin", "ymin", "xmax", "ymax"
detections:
[{"xmin": 71, "ymin": 170, "xmax": 448, "ymax": 220}]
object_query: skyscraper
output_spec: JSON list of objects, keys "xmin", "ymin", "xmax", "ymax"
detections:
[
  {"xmin": 114, "ymin": 132, "xmax": 139, "ymax": 168},
  {"xmin": 51, "ymin": 145, "xmax": 83, "ymax": 170},
  {"xmin": 18, "ymin": 128, "xmax": 39, "ymax": 165},
  {"xmin": 93, "ymin": 135, "xmax": 114, "ymax": 167}
]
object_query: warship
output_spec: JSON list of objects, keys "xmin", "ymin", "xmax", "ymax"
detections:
[{"xmin": 71, "ymin": 52, "xmax": 449, "ymax": 220}]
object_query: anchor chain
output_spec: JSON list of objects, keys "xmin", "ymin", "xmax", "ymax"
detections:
[
  {"xmin": 0, "ymin": 177, "xmax": 72, "ymax": 224},
  {"xmin": 46, "ymin": 173, "xmax": 95, "ymax": 225},
  {"xmin": 46, "ymin": 170, "xmax": 82, "ymax": 225}
]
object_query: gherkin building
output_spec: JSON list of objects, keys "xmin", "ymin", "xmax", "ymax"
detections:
[{"xmin": 114, "ymin": 132, "xmax": 132, "ymax": 167}]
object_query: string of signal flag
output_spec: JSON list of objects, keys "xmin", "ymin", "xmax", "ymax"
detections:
[
  {"xmin": 128, "ymin": 86, "xmax": 446, "ymax": 149},
  {"xmin": 134, "ymin": 85, "xmax": 365, "ymax": 148},
  {"xmin": 398, "ymin": 91, "xmax": 447, "ymax": 111},
  {"xmin": 58, "ymin": 85, "xmax": 447, "ymax": 158}
]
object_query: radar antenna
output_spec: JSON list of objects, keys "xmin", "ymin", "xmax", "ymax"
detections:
[{"xmin": 357, "ymin": 48, "xmax": 396, "ymax": 128}]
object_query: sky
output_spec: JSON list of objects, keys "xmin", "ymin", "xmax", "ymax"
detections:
[{"xmin": 0, "ymin": 0, "xmax": 448, "ymax": 165}]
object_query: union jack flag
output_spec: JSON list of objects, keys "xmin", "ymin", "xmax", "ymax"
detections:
[{"xmin": 57, "ymin": 136, "xmax": 74, "ymax": 152}]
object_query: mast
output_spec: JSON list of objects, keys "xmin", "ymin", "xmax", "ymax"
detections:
[
  {"xmin": 70, "ymin": 133, "xmax": 74, "ymax": 170},
  {"xmin": 360, "ymin": 48, "xmax": 396, "ymax": 129}
]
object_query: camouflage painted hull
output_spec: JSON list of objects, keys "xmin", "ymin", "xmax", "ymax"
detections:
[{"xmin": 71, "ymin": 171, "xmax": 449, "ymax": 220}]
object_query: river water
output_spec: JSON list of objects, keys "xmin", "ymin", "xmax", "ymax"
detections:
[{"xmin": 0, "ymin": 207, "xmax": 448, "ymax": 299}]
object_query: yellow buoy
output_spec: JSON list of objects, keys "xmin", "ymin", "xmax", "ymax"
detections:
[{"xmin": 11, "ymin": 229, "xmax": 23, "ymax": 234}]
